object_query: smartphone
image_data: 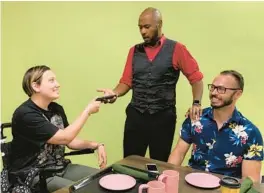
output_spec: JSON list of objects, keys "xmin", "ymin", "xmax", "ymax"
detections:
[
  {"xmin": 95, "ymin": 95, "xmax": 117, "ymax": 102},
  {"xmin": 146, "ymin": 163, "xmax": 159, "ymax": 174}
]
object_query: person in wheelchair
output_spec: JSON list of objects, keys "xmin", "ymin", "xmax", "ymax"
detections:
[{"xmin": 7, "ymin": 65, "xmax": 107, "ymax": 192}]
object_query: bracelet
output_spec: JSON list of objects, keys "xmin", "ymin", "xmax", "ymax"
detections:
[{"xmin": 96, "ymin": 143, "xmax": 104, "ymax": 149}]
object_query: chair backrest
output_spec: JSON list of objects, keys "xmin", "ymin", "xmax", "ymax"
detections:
[
  {"xmin": 1, "ymin": 123, "xmax": 11, "ymax": 140},
  {"xmin": 1, "ymin": 123, "xmax": 12, "ymax": 168},
  {"xmin": 1, "ymin": 122, "xmax": 38, "ymax": 193},
  {"xmin": 1, "ymin": 123, "xmax": 13, "ymax": 193}
]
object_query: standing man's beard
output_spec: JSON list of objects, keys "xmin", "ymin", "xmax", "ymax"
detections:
[{"xmin": 144, "ymin": 29, "xmax": 160, "ymax": 47}]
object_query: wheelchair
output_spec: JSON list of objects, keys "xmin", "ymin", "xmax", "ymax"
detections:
[{"xmin": 1, "ymin": 122, "xmax": 95, "ymax": 193}]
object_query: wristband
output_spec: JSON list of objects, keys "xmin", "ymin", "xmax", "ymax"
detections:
[{"xmin": 192, "ymin": 100, "xmax": 201, "ymax": 106}]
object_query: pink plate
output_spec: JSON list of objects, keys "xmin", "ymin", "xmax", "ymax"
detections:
[
  {"xmin": 99, "ymin": 174, "xmax": 136, "ymax": 191},
  {"xmin": 185, "ymin": 172, "xmax": 220, "ymax": 189}
]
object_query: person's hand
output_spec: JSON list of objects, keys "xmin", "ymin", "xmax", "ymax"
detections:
[
  {"xmin": 185, "ymin": 105, "xmax": 202, "ymax": 121},
  {"xmin": 96, "ymin": 144, "xmax": 107, "ymax": 169},
  {"xmin": 86, "ymin": 99, "xmax": 101, "ymax": 115},
  {"xmin": 96, "ymin": 88, "xmax": 118, "ymax": 104}
]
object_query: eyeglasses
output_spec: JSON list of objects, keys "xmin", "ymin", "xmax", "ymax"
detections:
[{"xmin": 208, "ymin": 84, "xmax": 241, "ymax": 94}]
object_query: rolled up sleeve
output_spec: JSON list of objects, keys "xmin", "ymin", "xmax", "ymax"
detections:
[
  {"xmin": 173, "ymin": 42, "xmax": 203, "ymax": 84},
  {"xmin": 244, "ymin": 125, "xmax": 263, "ymax": 161},
  {"xmin": 119, "ymin": 47, "xmax": 135, "ymax": 87},
  {"xmin": 180, "ymin": 118, "xmax": 193, "ymax": 144}
]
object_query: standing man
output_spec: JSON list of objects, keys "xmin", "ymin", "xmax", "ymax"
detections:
[{"xmin": 98, "ymin": 7, "xmax": 203, "ymax": 162}]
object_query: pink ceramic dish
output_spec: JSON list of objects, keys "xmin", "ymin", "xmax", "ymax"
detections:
[
  {"xmin": 99, "ymin": 174, "xmax": 136, "ymax": 191},
  {"xmin": 185, "ymin": 172, "xmax": 220, "ymax": 189}
]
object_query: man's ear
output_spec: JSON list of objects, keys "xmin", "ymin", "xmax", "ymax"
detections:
[
  {"xmin": 31, "ymin": 82, "xmax": 40, "ymax": 93},
  {"xmin": 235, "ymin": 90, "xmax": 243, "ymax": 100},
  {"xmin": 158, "ymin": 20, "xmax": 163, "ymax": 29}
]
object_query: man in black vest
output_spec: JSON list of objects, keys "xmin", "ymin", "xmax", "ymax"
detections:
[{"xmin": 98, "ymin": 7, "xmax": 204, "ymax": 162}]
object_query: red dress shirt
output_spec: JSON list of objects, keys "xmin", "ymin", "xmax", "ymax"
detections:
[{"xmin": 119, "ymin": 35, "xmax": 203, "ymax": 87}]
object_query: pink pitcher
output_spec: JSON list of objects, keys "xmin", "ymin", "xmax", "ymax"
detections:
[
  {"xmin": 158, "ymin": 170, "xmax": 179, "ymax": 193},
  {"xmin": 138, "ymin": 180, "xmax": 166, "ymax": 193}
]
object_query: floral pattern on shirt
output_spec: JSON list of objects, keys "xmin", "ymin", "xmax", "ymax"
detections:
[
  {"xmin": 229, "ymin": 124, "xmax": 249, "ymax": 145},
  {"xmin": 180, "ymin": 107, "xmax": 263, "ymax": 178},
  {"xmin": 224, "ymin": 152, "xmax": 243, "ymax": 167},
  {"xmin": 245, "ymin": 144, "xmax": 263, "ymax": 159}
]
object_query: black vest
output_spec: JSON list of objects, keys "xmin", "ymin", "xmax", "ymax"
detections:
[{"xmin": 130, "ymin": 39, "xmax": 180, "ymax": 114}]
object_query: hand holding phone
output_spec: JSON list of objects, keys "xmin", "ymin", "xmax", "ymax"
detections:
[{"xmin": 95, "ymin": 95, "xmax": 117, "ymax": 103}]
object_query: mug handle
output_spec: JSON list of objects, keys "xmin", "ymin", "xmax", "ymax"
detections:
[
  {"xmin": 158, "ymin": 174, "xmax": 168, "ymax": 184},
  {"xmin": 138, "ymin": 184, "xmax": 149, "ymax": 193}
]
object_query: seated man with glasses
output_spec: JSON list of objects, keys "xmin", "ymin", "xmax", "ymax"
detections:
[{"xmin": 168, "ymin": 70, "xmax": 263, "ymax": 182}]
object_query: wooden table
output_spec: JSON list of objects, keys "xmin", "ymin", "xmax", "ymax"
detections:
[{"xmin": 53, "ymin": 155, "xmax": 264, "ymax": 193}]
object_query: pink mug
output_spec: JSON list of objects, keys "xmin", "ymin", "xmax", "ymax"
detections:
[
  {"xmin": 158, "ymin": 170, "xmax": 179, "ymax": 193},
  {"xmin": 138, "ymin": 180, "xmax": 166, "ymax": 193}
]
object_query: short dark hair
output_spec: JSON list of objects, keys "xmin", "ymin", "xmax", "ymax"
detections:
[
  {"xmin": 22, "ymin": 65, "xmax": 51, "ymax": 97},
  {"xmin": 220, "ymin": 70, "xmax": 244, "ymax": 91}
]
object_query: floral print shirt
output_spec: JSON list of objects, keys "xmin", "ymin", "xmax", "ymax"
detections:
[{"xmin": 180, "ymin": 107, "xmax": 263, "ymax": 178}]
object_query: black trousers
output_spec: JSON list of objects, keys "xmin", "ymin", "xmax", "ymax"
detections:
[{"xmin": 123, "ymin": 105, "xmax": 177, "ymax": 162}]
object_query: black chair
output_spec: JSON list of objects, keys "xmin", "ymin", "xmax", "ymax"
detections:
[{"xmin": 1, "ymin": 122, "xmax": 95, "ymax": 193}]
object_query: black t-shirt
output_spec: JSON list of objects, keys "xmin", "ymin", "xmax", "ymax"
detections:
[{"xmin": 10, "ymin": 99, "xmax": 69, "ymax": 171}]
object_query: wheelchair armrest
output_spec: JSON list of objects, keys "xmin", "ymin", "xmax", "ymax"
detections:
[
  {"xmin": 64, "ymin": 148, "xmax": 94, "ymax": 156},
  {"xmin": 40, "ymin": 165, "xmax": 65, "ymax": 173}
]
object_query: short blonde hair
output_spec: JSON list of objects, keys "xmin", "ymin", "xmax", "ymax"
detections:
[{"xmin": 22, "ymin": 65, "xmax": 51, "ymax": 97}]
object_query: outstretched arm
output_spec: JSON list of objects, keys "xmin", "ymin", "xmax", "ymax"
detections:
[
  {"xmin": 47, "ymin": 100, "xmax": 101, "ymax": 145},
  {"xmin": 97, "ymin": 47, "xmax": 134, "ymax": 102}
]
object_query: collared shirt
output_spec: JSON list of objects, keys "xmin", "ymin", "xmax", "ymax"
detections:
[
  {"xmin": 180, "ymin": 107, "xmax": 263, "ymax": 178},
  {"xmin": 119, "ymin": 35, "xmax": 203, "ymax": 87}
]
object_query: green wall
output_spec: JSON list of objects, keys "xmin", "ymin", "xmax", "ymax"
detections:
[{"xmin": 2, "ymin": 2, "xmax": 264, "ymax": 173}]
